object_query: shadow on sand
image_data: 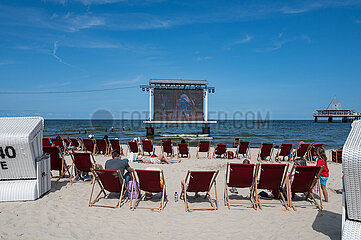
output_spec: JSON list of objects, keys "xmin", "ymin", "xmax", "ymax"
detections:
[{"xmin": 312, "ymin": 210, "xmax": 341, "ymax": 240}]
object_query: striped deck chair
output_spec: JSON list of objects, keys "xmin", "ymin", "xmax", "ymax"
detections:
[
  {"xmin": 197, "ymin": 140, "xmax": 211, "ymax": 159},
  {"xmin": 88, "ymin": 169, "xmax": 126, "ymax": 208},
  {"xmin": 224, "ymin": 163, "xmax": 257, "ymax": 210},
  {"xmin": 275, "ymin": 143, "xmax": 294, "ymax": 162},
  {"xmin": 236, "ymin": 141, "xmax": 251, "ymax": 159},
  {"xmin": 257, "ymin": 143, "xmax": 275, "ymax": 162},
  {"xmin": 254, "ymin": 163, "xmax": 289, "ymax": 210},
  {"xmin": 180, "ymin": 170, "xmax": 219, "ymax": 212},
  {"xmin": 130, "ymin": 169, "xmax": 166, "ymax": 211},
  {"xmin": 286, "ymin": 165, "xmax": 323, "ymax": 211}
]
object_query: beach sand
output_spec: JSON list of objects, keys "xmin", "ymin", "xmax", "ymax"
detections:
[{"xmin": 0, "ymin": 147, "xmax": 342, "ymax": 239}]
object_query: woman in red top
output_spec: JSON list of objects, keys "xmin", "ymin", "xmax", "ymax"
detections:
[{"xmin": 316, "ymin": 147, "xmax": 329, "ymax": 202}]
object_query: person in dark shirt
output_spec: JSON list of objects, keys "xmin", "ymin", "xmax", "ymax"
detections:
[{"xmin": 105, "ymin": 150, "xmax": 133, "ymax": 184}]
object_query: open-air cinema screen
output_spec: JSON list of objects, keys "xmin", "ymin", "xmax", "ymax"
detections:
[{"xmin": 153, "ymin": 89, "xmax": 204, "ymax": 121}]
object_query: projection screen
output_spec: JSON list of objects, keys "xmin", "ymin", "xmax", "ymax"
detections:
[{"xmin": 153, "ymin": 89, "xmax": 204, "ymax": 121}]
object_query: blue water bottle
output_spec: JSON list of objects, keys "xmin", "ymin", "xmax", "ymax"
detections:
[{"xmin": 174, "ymin": 192, "xmax": 178, "ymax": 202}]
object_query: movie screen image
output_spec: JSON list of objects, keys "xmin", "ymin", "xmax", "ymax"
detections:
[{"xmin": 153, "ymin": 89, "xmax": 204, "ymax": 121}]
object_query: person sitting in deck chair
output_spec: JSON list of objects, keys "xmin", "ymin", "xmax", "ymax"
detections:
[{"xmin": 105, "ymin": 150, "xmax": 133, "ymax": 184}]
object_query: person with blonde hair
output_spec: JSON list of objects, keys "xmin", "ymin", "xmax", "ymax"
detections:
[{"xmin": 316, "ymin": 147, "xmax": 329, "ymax": 202}]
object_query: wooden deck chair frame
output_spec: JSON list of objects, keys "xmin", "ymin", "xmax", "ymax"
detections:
[
  {"xmin": 309, "ymin": 143, "xmax": 325, "ymax": 162},
  {"xmin": 293, "ymin": 143, "xmax": 313, "ymax": 160},
  {"xmin": 69, "ymin": 152, "xmax": 96, "ymax": 184},
  {"xmin": 224, "ymin": 163, "xmax": 257, "ymax": 210},
  {"xmin": 257, "ymin": 143, "xmax": 275, "ymax": 162},
  {"xmin": 254, "ymin": 163, "xmax": 289, "ymax": 210},
  {"xmin": 275, "ymin": 143, "xmax": 294, "ymax": 162},
  {"xmin": 196, "ymin": 140, "xmax": 211, "ymax": 159},
  {"xmin": 236, "ymin": 141, "xmax": 251, "ymax": 159},
  {"xmin": 88, "ymin": 169, "xmax": 126, "ymax": 208},
  {"xmin": 286, "ymin": 165, "xmax": 324, "ymax": 211},
  {"xmin": 140, "ymin": 140, "xmax": 155, "ymax": 157},
  {"xmin": 180, "ymin": 170, "xmax": 219, "ymax": 212},
  {"xmin": 130, "ymin": 170, "xmax": 166, "ymax": 212}
]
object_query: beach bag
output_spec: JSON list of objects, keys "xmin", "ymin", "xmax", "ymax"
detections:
[
  {"xmin": 127, "ymin": 181, "xmax": 139, "ymax": 199},
  {"xmin": 227, "ymin": 151, "xmax": 234, "ymax": 159}
]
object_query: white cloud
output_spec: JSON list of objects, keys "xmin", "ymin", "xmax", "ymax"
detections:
[
  {"xmin": 104, "ymin": 75, "xmax": 142, "ymax": 85},
  {"xmin": 0, "ymin": 61, "xmax": 18, "ymax": 66},
  {"xmin": 196, "ymin": 56, "xmax": 212, "ymax": 61},
  {"xmin": 51, "ymin": 41, "xmax": 72, "ymax": 66},
  {"xmin": 233, "ymin": 34, "xmax": 253, "ymax": 45}
]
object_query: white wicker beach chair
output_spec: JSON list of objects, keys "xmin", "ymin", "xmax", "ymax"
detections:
[{"xmin": 342, "ymin": 120, "xmax": 361, "ymax": 239}]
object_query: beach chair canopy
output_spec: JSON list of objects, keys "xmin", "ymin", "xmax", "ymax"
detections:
[
  {"xmin": 342, "ymin": 120, "xmax": 361, "ymax": 239},
  {"xmin": 0, "ymin": 117, "xmax": 43, "ymax": 180}
]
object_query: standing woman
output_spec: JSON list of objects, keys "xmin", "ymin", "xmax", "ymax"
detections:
[{"xmin": 316, "ymin": 147, "xmax": 329, "ymax": 202}]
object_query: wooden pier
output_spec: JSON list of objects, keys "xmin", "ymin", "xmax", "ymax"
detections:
[{"xmin": 313, "ymin": 97, "xmax": 361, "ymax": 122}]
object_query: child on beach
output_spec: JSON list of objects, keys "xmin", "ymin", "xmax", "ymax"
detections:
[{"xmin": 316, "ymin": 147, "xmax": 329, "ymax": 202}]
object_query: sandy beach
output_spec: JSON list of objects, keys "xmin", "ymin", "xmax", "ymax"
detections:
[{"xmin": 0, "ymin": 147, "xmax": 342, "ymax": 240}]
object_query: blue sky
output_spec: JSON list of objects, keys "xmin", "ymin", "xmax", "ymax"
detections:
[{"xmin": 1, "ymin": 0, "xmax": 361, "ymax": 119}]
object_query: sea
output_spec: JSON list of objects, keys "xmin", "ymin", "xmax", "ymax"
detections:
[{"xmin": 43, "ymin": 120, "xmax": 352, "ymax": 149}]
